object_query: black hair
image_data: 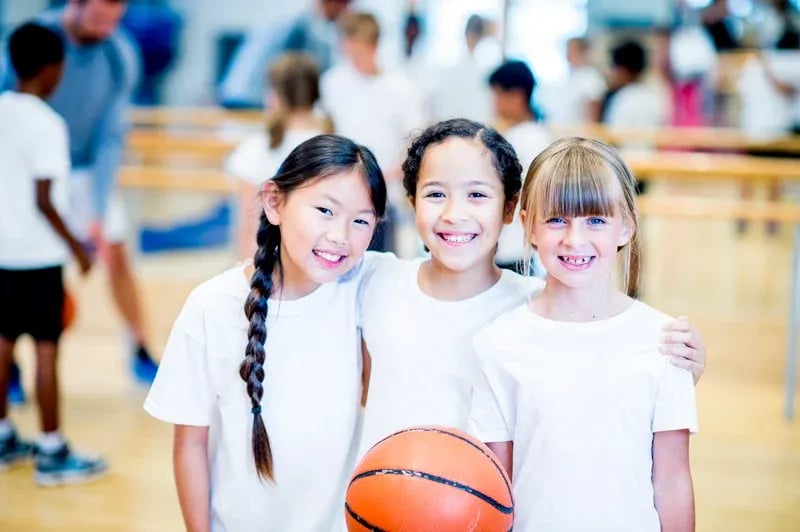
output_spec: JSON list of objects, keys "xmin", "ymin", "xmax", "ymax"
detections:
[
  {"xmin": 242, "ymin": 134, "xmax": 385, "ymax": 482},
  {"xmin": 489, "ymin": 60, "xmax": 537, "ymax": 105},
  {"xmin": 611, "ymin": 40, "xmax": 647, "ymax": 77},
  {"xmin": 8, "ymin": 22, "xmax": 64, "ymax": 81},
  {"xmin": 402, "ymin": 118, "xmax": 522, "ymax": 202},
  {"xmin": 465, "ymin": 14, "xmax": 485, "ymax": 38}
]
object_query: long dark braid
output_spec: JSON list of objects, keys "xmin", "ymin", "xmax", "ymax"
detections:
[
  {"xmin": 240, "ymin": 211, "xmax": 281, "ymax": 481},
  {"xmin": 238, "ymin": 134, "xmax": 386, "ymax": 482}
]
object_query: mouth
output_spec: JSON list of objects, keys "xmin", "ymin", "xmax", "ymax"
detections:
[
  {"xmin": 312, "ymin": 249, "xmax": 347, "ymax": 268},
  {"xmin": 558, "ymin": 255, "xmax": 595, "ymax": 271},
  {"xmin": 436, "ymin": 232, "xmax": 478, "ymax": 246}
]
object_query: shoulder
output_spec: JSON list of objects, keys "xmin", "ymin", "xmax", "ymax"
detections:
[
  {"xmin": 473, "ymin": 302, "xmax": 530, "ymax": 355},
  {"xmin": 4, "ymin": 93, "xmax": 64, "ymax": 132},
  {"xmin": 346, "ymin": 251, "xmax": 402, "ymax": 285},
  {"xmin": 107, "ymin": 29, "xmax": 141, "ymax": 86},
  {"xmin": 626, "ymin": 300, "xmax": 674, "ymax": 338},
  {"xmin": 321, "ymin": 65, "xmax": 348, "ymax": 87},
  {"xmin": 496, "ymin": 270, "xmax": 544, "ymax": 300},
  {"xmin": 184, "ymin": 265, "xmax": 250, "ymax": 315}
]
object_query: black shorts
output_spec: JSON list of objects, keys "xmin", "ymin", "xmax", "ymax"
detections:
[{"xmin": 0, "ymin": 266, "xmax": 64, "ymax": 342}]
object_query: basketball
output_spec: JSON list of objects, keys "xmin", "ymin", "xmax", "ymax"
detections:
[
  {"xmin": 345, "ymin": 426, "xmax": 514, "ymax": 532},
  {"xmin": 63, "ymin": 289, "xmax": 77, "ymax": 330}
]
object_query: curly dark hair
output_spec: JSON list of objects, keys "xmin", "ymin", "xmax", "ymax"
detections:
[{"xmin": 401, "ymin": 118, "xmax": 522, "ymax": 202}]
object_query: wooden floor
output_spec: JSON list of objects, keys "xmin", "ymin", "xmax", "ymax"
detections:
[{"xmin": 1, "ymin": 182, "xmax": 799, "ymax": 531}]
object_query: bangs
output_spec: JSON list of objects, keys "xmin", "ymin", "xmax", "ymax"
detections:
[{"xmin": 528, "ymin": 145, "xmax": 623, "ymax": 220}]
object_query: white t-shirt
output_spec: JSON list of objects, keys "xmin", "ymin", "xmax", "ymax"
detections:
[
  {"xmin": 495, "ymin": 121, "xmax": 551, "ymax": 264},
  {"xmin": 320, "ymin": 64, "xmax": 427, "ymax": 170},
  {"xmin": 470, "ymin": 300, "xmax": 698, "ymax": 532},
  {"xmin": 604, "ymin": 82, "xmax": 669, "ymax": 130},
  {"xmin": 428, "ymin": 47, "xmax": 496, "ymax": 124},
  {"xmin": 225, "ymin": 128, "xmax": 322, "ymax": 187},
  {"xmin": 737, "ymin": 51, "xmax": 800, "ymax": 138},
  {"xmin": 543, "ymin": 66, "xmax": 607, "ymax": 126},
  {"xmin": 144, "ymin": 257, "xmax": 377, "ymax": 532},
  {"xmin": 0, "ymin": 91, "xmax": 70, "ymax": 269},
  {"xmin": 357, "ymin": 255, "xmax": 544, "ymax": 458}
]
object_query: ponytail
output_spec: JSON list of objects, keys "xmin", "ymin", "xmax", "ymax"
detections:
[
  {"xmin": 266, "ymin": 108, "xmax": 287, "ymax": 150},
  {"xmin": 240, "ymin": 210, "xmax": 281, "ymax": 481}
]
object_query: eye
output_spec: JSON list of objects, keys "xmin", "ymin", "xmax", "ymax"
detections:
[
  {"xmin": 546, "ymin": 217, "xmax": 566, "ymax": 225},
  {"xmin": 316, "ymin": 207, "xmax": 333, "ymax": 216},
  {"xmin": 354, "ymin": 218, "xmax": 371, "ymax": 226},
  {"xmin": 587, "ymin": 217, "xmax": 607, "ymax": 226},
  {"xmin": 468, "ymin": 191, "xmax": 489, "ymax": 199},
  {"xmin": 424, "ymin": 191, "xmax": 445, "ymax": 199}
]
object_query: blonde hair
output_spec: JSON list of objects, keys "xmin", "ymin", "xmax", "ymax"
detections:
[
  {"xmin": 520, "ymin": 137, "xmax": 641, "ymax": 296},
  {"xmin": 340, "ymin": 12, "xmax": 380, "ymax": 45},
  {"xmin": 265, "ymin": 53, "xmax": 327, "ymax": 149}
]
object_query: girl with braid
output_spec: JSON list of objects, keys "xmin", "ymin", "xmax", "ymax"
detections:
[{"xmin": 145, "ymin": 134, "xmax": 386, "ymax": 532}]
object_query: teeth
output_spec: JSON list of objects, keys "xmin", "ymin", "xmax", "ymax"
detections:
[
  {"xmin": 562, "ymin": 256, "xmax": 591, "ymax": 265},
  {"xmin": 316, "ymin": 251, "xmax": 344, "ymax": 262},
  {"xmin": 442, "ymin": 234, "xmax": 475, "ymax": 243}
]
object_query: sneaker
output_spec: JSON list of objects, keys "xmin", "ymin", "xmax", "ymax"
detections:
[
  {"xmin": 0, "ymin": 432, "xmax": 34, "ymax": 470},
  {"xmin": 132, "ymin": 345, "xmax": 158, "ymax": 385},
  {"xmin": 34, "ymin": 443, "xmax": 107, "ymax": 486},
  {"xmin": 7, "ymin": 362, "xmax": 26, "ymax": 405}
]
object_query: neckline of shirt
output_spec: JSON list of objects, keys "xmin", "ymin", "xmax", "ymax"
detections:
[
  {"xmin": 233, "ymin": 262, "xmax": 337, "ymax": 317},
  {"xmin": 517, "ymin": 298, "xmax": 643, "ymax": 332},
  {"xmin": 405, "ymin": 258, "xmax": 513, "ymax": 309}
]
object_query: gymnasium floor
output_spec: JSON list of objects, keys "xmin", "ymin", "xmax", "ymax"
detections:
[{"xmin": 1, "ymin": 181, "xmax": 799, "ymax": 531}]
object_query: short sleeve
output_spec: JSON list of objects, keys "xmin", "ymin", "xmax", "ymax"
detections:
[
  {"xmin": 144, "ymin": 294, "xmax": 215, "ymax": 426},
  {"xmin": 652, "ymin": 362, "xmax": 698, "ymax": 434},
  {"xmin": 225, "ymin": 135, "xmax": 270, "ymax": 186},
  {"xmin": 30, "ymin": 114, "xmax": 69, "ymax": 182},
  {"xmin": 468, "ymin": 333, "xmax": 514, "ymax": 443}
]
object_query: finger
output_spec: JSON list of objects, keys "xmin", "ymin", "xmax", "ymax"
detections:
[
  {"xmin": 662, "ymin": 317, "xmax": 690, "ymax": 332},
  {"xmin": 668, "ymin": 356, "xmax": 697, "ymax": 370},
  {"xmin": 662, "ymin": 331, "xmax": 692, "ymax": 345},
  {"xmin": 660, "ymin": 345, "xmax": 701, "ymax": 363}
]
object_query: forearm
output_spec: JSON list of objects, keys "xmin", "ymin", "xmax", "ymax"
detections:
[
  {"xmin": 38, "ymin": 201, "xmax": 85, "ymax": 255},
  {"xmin": 653, "ymin": 429, "xmax": 695, "ymax": 532},
  {"xmin": 486, "ymin": 441, "xmax": 513, "ymax": 479},
  {"xmin": 654, "ymin": 471, "xmax": 695, "ymax": 532},
  {"xmin": 173, "ymin": 427, "xmax": 211, "ymax": 532}
]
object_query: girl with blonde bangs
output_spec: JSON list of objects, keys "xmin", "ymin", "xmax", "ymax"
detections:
[
  {"xmin": 470, "ymin": 137, "xmax": 697, "ymax": 531},
  {"xmin": 520, "ymin": 136, "xmax": 641, "ymax": 296}
]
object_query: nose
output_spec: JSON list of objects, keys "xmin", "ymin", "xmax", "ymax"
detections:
[
  {"xmin": 441, "ymin": 197, "xmax": 468, "ymax": 223},
  {"xmin": 562, "ymin": 222, "xmax": 585, "ymax": 248},
  {"xmin": 326, "ymin": 218, "xmax": 349, "ymax": 247}
]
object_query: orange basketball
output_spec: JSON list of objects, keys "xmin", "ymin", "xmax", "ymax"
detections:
[
  {"xmin": 62, "ymin": 289, "xmax": 77, "ymax": 330},
  {"xmin": 345, "ymin": 426, "xmax": 513, "ymax": 532}
]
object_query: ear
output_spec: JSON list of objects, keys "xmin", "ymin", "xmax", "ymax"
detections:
[
  {"xmin": 261, "ymin": 181, "xmax": 283, "ymax": 226},
  {"xmin": 503, "ymin": 193, "xmax": 519, "ymax": 225},
  {"xmin": 407, "ymin": 195, "xmax": 416, "ymax": 210},
  {"xmin": 617, "ymin": 218, "xmax": 635, "ymax": 248}
]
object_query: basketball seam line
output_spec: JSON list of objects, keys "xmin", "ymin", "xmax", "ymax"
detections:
[
  {"xmin": 345, "ymin": 502, "xmax": 386, "ymax": 532},
  {"xmin": 374, "ymin": 426, "xmax": 514, "ymax": 504},
  {"xmin": 351, "ymin": 468, "xmax": 514, "ymax": 514}
]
